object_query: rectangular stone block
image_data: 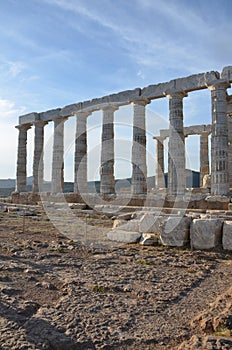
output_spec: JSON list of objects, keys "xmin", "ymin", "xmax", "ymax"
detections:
[
  {"xmin": 190, "ymin": 219, "xmax": 222, "ymax": 249},
  {"xmin": 40, "ymin": 108, "xmax": 61, "ymax": 121},
  {"xmin": 107, "ymin": 230, "xmax": 141, "ymax": 243},
  {"xmin": 160, "ymin": 216, "xmax": 191, "ymax": 247},
  {"xmin": 222, "ymin": 221, "xmax": 232, "ymax": 250},
  {"xmin": 139, "ymin": 214, "xmax": 163, "ymax": 234},
  {"xmin": 60, "ymin": 103, "xmax": 82, "ymax": 117},
  {"xmin": 19, "ymin": 112, "xmax": 39, "ymax": 125}
]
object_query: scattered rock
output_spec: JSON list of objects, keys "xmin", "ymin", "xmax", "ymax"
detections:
[
  {"xmin": 160, "ymin": 216, "xmax": 191, "ymax": 247},
  {"xmin": 222, "ymin": 221, "xmax": 232, "ymax": 250}
]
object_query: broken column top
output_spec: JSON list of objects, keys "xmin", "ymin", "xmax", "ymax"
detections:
[{"xmin": 18, "ymin": 66, "xmax": 232, "ymax": 125}]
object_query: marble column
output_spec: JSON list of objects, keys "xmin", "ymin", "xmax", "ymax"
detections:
[
  {"xmin": 15, "ymin": 124, "xmax": 31, "ymax": 192},
  {"xmin": 74, "ymin": 112, "xmax": 90, "ymax": 194},
  {"xmin": 155, "ymin": 136, "xmax": 165, "ymax": 188},
  {"xmin": 167, "ymin": 91, "xmax": 187, "ymax": 196},
  {"xmin": 32, "ymin": 121, "xmax": 47, "ymax": 193},
  {"xmin": 51, "ymin": 118, "xmax": 66, "ymax": 194},
  {"xmin": 209, "ymin": 82, "xmax": 230, "ymax": 196},
  {"xmin": 227, "ymin": 113, "xmax": 232, "ymax": 190},
  {"xmin": 100, "ymin": 106, "xmax": 118, "ymax": 194},
  {"xmin": 131, "ymin": 99, "xmax": 149, "ymax": 194},
  {"xmin": 199, "ymin": 132, "xmax": 209, "ymax": 187}
]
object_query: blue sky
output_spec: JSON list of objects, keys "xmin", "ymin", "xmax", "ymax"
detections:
[{"xmin": 0, "ymin": 0, "xmax": 232, "ymax": 181}]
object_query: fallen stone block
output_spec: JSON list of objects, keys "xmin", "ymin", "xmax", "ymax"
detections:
[
  {"xmin": 190, "ymin": 219, "xmax": 222, "ymax": 250},
  {"xmin": 160, "ymin": 216, "xmax": 191, "ymax": 247},
  {"xmin": 139, "ymin": 233, "xmax": 160, "ymax": 246},
  {"xmin": 139, "ymin": 214, "xmax": 163, "ymax": 234},
  {"xmin": 107, "ymin": 230, "xmax": 141, "ymax": 243},
  {"xmin": 113, "ymin": 220, "xmax": 140, "ymax": 232},
  {"xmin": 222, "ymin": 221, "xmax": 232, "ymax": 250}
]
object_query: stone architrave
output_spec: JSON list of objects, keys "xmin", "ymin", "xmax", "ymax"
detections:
[
  {"xmin": 15, "ymin": 124, "xmax": 31, "ymax": 192},
  {"xmin": 155, "ymin": 136, "xmax": 165, "ymax": 188},
  {"xmin": 200, "ymin": 132, "xmax": 210, "ymax": 187},
  {"xmin": 100, "ymin": 106, "xmax": 118, "ymax": 194},
  {"xmin": 209, "ymin": 82, "xmax": 230, "ymax": 196},
  {"xmin": 131, "ymin": 98, "xmax": 150, "ymax": 194},
  {"xmin": 227, "ymin": 113, "xmax": 232, "ymax": 189},
  {"xmin": 166, "ymin": 91, "xmax": 187, "ymax": 195},
  {"xmin": 74, "ymin": 112, "xmax": 90, "ymax": 194},
  {"xmin": 51, "ymin": 118, "xmax": 67, "ymax": 194},
  {"xmin": 32, "ymin": 121, "xmax": 47, "ymax": 193}
]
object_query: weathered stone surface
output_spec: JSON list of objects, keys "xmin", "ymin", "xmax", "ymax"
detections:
[
  {"xmin": 107, "ymin": 230, "xmax": 141, "ymax": 243},
  {"xmin": 19, "ymin": 112, "xmax": 39, "ymax": 125},
  {"xmin": 112, "ymin": 219, "xmax": 127, "ymax": 229},
  {"xmin": 139, "ymin": 214, "xmax": 163, "ymax": 233},
  {"xmin": 221, "ymin": 65, "xmax": 232, "ymax": 81},
  {"xmin": 114, "ymin": 220, "xmax": 140, "ymax": 232},
  {"xmin": 160, "ymin": 216, "xmax": 191, "ymax": 247},
  {"xmin": 39, "ymin": 108, "xmax": 61, "ymax": 122},
  {"xmin": 190, "ymin": 219, "xmax": 222, "ymax": 249},
  {"xmin": 142, "ymin": 71, "xmax": 219, "ymax": 99},
  {"xmin": 222, "ymin": 221, "xmax": 232, "ymax": 250},
  {"xmin": 139, "ymin": 233, "xmax": 160, "ymax": 245},
  {"xmin": 203, "ymin": 174, "xmax": 211, "ymax": 188}
]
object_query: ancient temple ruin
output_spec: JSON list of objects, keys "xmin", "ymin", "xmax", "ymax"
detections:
[{"xmin": 13, "ymin": 66, "xmax": 232, "ymax": 207}]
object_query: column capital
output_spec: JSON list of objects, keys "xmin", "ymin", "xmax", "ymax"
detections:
[
  {"xmin": 154, "ymin": 136, "xmax": 166, "ymax": 143},
  {"xmin": 199, "ymin": 131, "xmax": 210, "ymax": 137},
  {"xmin": 75, "ymin": 111, "xmax": 92, "ymax": 119},
  {"xmin": 52, "ymin": 117, "xmax": 68, "ymax": 124},
  {"xmin": 101, "ymin": 104, "xmax": 119, "ymax": 112},
  {"xmin": 131, "ymin": 97, "xmax": 150, "ymax": 106},
  {"xmin": 34, "ymin": 121, "xmax": 48, "ymax": 127},
  {"xmin": 165, "ymin": 90, "xmax": 188, "ymax": 99},
  {"xmin": 207, "ymin": 80, "xmax": 230, "ymax": 91},
  {"xmin": 15, "ymin": 123, "xmax": 32, "ymax": 131}
]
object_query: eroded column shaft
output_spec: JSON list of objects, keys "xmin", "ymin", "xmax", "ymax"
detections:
[
  {"xmin": 167, "ymin": 92, "xmax": 186, "ymax": 195},
  {"xmin": 210, "ymin": 82, "xmax": 230, "ymax": 196},
  {"xmin": 131, "ymin": 100, "xmax": 149, "ymax": 194},
  {"xmin": 200, "ymin": 133, "xmax": 209, "ymax": 187},
  {"xmin": 74, "ymin": 112, "xmax": 89, "ymax": 194},
  {"xmin": 227, "ymin": 113, "xmax": 232, "ymax": 189},
  {"xmin": 100, "ymin": 106, "xmax": 117, "ymax": 194},
  {"xmin": 51, "ymin": 118, "xmax": 66, "ymax": 193},
  {"xmin": 32, "ymin": 122, "xmax": 46, "ymax": 193},
  {"xmin": 155, "ymin": 137, "xmax": 165, "ymax": 188},
  {"xmin": 15, "ymin": 124, "xmax": 31, "ymax": 192}
]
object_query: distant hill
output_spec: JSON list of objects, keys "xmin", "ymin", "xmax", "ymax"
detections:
[{"xmin": 0, "ymin": 170, "xmax": 200, "ymax": 197}]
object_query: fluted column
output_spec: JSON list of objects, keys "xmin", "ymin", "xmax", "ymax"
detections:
[
  {"xmin": 155, "ymin": 136, "xmax": 165, "ymax": 188},
  {"xmin": 100, "ymin": 106, "xmax": 118, "ymax": 194},
  {"xmin": 200, "ymin": 132, "xmax": 209, "ymax": 187},
  {"xmin": 32, "ymin": 121, "xmax": 47, "ymax": 193},
  {"xmin": 74, "ymin": 112, "xmax": 90, "ymax": 194},
  {"xmin": 131, "ymin": 99, "xmax": 149, "ymax": 194},
  {"xmin": 167, "ymin": 91, "xmax": 187, "ymax": 195},
  {"xmin": 227, "ymin": 113, "xmax": 232, "ymax": 189},
  {"xmin": 15, "ymin": 124, "xmax": 31, "ymax": 192},
  {"xmin": 51, "ymin": 118, "xmax": 67, "ymax": 194},
  {"xmin": 209, "ymin": 82, "xmax": 230, "ymax": 196}
]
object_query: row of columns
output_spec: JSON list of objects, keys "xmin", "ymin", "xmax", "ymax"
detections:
[
  {"xmin": 15, "ymin": 100, "xmax": 149, "ymax": 195},
  {"xmin": 155, "ymin": 130, "xmax": 210, "ymax": 190},
  {"xmin": 15, "ymin": 81, "xmax": 231, "ymax": 197}
]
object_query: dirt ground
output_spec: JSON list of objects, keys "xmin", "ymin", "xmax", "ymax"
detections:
[{"xmin": 0, "ymin": 205, "xmax": 231, "ymax": 349}]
